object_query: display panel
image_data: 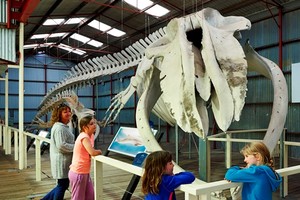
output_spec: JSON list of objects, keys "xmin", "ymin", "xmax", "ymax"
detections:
[{"xmin": 108, "ymin": 126, "xmax": 156, "ymax": 157}]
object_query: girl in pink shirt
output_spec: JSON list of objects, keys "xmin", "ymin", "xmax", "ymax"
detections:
[{"xmin": 69, "ymin": 115, "xmax": 102, "ymax": 200}]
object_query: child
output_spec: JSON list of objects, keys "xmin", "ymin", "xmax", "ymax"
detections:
[
  {"xmin": 68, "ymin": 115, "xmax": 102, "ymax": 200},
  {"xmin": 225, "ymin": 141, "xmax": 282, "ymax": 200},
  {"xmin": 142, "ymin": 150, "xmax": 195, "ymax": 200}
]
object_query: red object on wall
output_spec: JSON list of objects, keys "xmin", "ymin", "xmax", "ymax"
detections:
[{"xmin": 7, "ymin": 0, "xmax": 41, "ymax": 28}]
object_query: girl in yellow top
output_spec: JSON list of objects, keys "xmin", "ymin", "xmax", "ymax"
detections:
[{"xmin": 69, "ymin": 115, "xmax": 102, "ymax": 200}]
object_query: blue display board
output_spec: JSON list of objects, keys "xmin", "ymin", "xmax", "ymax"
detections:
[{"xmin": 108, "ymin": 126, "xmax": 156, "ymax": 157}]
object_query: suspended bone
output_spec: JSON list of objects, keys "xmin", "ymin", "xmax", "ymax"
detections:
[
  {"xmin": 244, "ymin": 41, "xmax": 288, "ymax": 154},
  {"xmin": 202, "ymin": 9, "xmax": 250, "ymax": 122},
  {"xmin": 139, "ymin": 39, "xmax": 149, "ymax": 49},
  {"xmin": 121, "ymin": 50, "xmax": 133, "ymax": 62},
  {"xmin": 92, "ymin": 57, "xmax": 104, "ymax": 71},
  {"xmin": 193, "ymin": 45, "xmax": 211, "ymax": 102},
  {"xmin": 199, "ymin": 12, "xmax": 234, "ymax": 132},
  {"xmin": 87, "ymin": 59, "xmax": 98, "ymax": 72},
  {"xmin": 107, "ymin": 54, "xmax": 120, "ymax": 66}
]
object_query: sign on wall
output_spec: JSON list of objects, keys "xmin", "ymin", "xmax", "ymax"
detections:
[{"xmin": 292, "ymin": 63, "xmax": 300, "ymax": 103}]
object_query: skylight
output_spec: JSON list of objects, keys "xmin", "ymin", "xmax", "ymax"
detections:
[
  {"xmin": 31, "ymin": 33, "xmax": 67, "ymax": 40},
  {"xmin": 70, "ymin": 33, "xmax": 90, "ymax": 43},
  {"xmin": 43, "ymin": 18, "xmax": 64, "ymax": 25},
  {"xmin": 70, "ymin": 33, "xmax": 103, "ymax": 47},
  {"xmin": 124, "ymin": 0, "xmax": 153, "ymax": 10},
  {"xmin": 31, "ymin": 34, "xmax": 49, "ymax": 39},
  {"xmin": 88, "ymin": 20, "xmax": 111, "ymax": 32},
  {"xmin": 58, "ymin": 44, "xmax": 86, "ymax": 55},
  {"xmin": 49, "ymin": 32, "xmax": 66, "ymax": 38},
  {"xmin": 73, "ymin": 49, "xmax": 86, "ymax": 55},
  {"xmin": 24, "ymin": 44, "xmax": 39, "ymax": 49},
  {"xmin": 145, "ymin": 5, "xmax": 170, "ymax": 17},
  {"xmin": 24, "ymin": 43, "xmax": 53, "ymax": 49},
  {"xmin": 65, "ymin": 17, "xmax": 86, "ymax": 24},
  {"xmin": 124, "ymin": 0, "xmax": 169, "ymax": 17},
  {"xmin": 107, "ymin": 28, "xmax": 126, "ymax": 37},
  {"xmin": 88, "ymin": 20, "xmax": 126, "ymax": 37},
  {"xmin": 88, "ymin": 40, "xmax": 103, "ymax": 47}
]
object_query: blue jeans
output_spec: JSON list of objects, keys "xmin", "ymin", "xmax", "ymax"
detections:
[{"xmin": 41, "ymin": 178, "xmax": 69, "ymax": 200}]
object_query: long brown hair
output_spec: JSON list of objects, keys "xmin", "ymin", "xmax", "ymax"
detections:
[
  {"xmin": 50, "ymin": 102, "xmax": 71, "ymax": 126},
  {"xmin": 141, "ymin": 151, "xmax": 172, "ymax": 195},
  {"xmin": 241, "ymin": 141, "xmax": 275, "ymax": 169},
  {"xmin": 79, "ymin": 115, "xmax": 94, "ymax": 132}
]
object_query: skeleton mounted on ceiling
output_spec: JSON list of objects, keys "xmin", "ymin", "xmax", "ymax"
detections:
[{"xmin": 34, "ymin": 8, "xmax": 287, "ymax": 173}]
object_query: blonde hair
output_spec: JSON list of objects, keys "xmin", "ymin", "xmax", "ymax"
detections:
[
  {"xmin": 50, "ymin": 102, "xmax": 71, "ymax": 126},
  {"xmin": 241, "ymin": 141, "xmax": 275, "ymax": 169},
  {"xmin": 141, "ymin": 151, "xmax": 172, "ymax": 195}
]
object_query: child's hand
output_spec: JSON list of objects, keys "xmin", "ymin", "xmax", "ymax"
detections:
[
  {"xmin": 224, "ymin": 178, "xmax": 231, "ymax": 182},
  {"xmin": 96, "ymin": 149, "xmax": 102, "ymax": 155}
]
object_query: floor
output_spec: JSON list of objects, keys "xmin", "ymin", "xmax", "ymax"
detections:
[{"xmin": 1, "ymin": 133, "xmax": 300, "ymax": 200}]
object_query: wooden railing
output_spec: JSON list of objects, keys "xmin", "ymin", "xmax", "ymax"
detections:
[
  {"xmin": 1, "ymin": 124, "xmax": 300, "ymax": 199},
  {"xmin": 0, "ymin": 124, "xmax": 50, "ymax": 181},
  {"xmin": 206, "ymin": 128, "xmax": 292, "ymax": 196},
  {"xmin": 93, "ymin": 155, "xmax": 300, "ymax": 200}
]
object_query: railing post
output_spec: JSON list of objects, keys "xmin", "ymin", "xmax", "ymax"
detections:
[
  {"xmin": 24, "ymin": 133, "xmax": 27, "ymax": 168},
  {"xmin": 175, "ymin": 124, "xmax": 179, "ymax": 163},
  {"xmin": 94, "ymin": 157, "xmax": 103, "ymax": 200},
  {"xmin": 14, "ymin": 129, "xmax": 19, "ymax": 160},
  {"xmin": 226, "ymin": 132, "xmax": 231, "ymax": 168},
  {"xmin": 283, "ymin": 130, "xmax": 288, "ymax": 197},
  {"xmin": 199, "ymin": 194, "xmax": 210, "ymax": 200},
  {"xmin": 199, "ymin": 138, "xmax": 208, "ymax": 181},
  {"xmin": 185, "ymin": 193, "xmax": 199, "ymax": 200},
  {"xmin": 207, "ymin": 138, "xmax": 211, "ymax": 182},
  {"xmin": 7, "ymin": 127, "xmax": 12, "ymax": 154},
  {"xmin": 3, "ymin": 125, "xmax": 7, "ymax": 151},
  {"xmin": 19, "ymin": 128, "xmax": 26, "ymax": 169},
  {"xmin": 35, "ymin": 139, "xmax": 41, "ymax": 181},
  {"xmin": 0, "ymin": 124, "xmax": 2, "ymax": 146}
]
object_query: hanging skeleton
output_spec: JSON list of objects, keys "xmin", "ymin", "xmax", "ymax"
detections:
[
  {"xmin": 34, "ymin": 8, "xmax": 288, "ymax": 170},
  {"xmin": 33, "ymin": 91, "xmax": 100, "ymax": 140}
]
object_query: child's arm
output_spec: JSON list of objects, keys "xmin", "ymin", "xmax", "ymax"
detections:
[
  {"xmin": 165, "ymin": 171, "xmax": 195, "ymax": 190},
  {"xmin": 225, "ymin": 165, "xmax": 259, "ymax": 183},
  {"xmin": 82, "ymin": 137, "xmax": 102, "ymax": 156}
]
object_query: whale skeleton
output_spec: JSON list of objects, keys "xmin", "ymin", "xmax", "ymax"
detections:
[{"xmin": 34, "ymin": 8, "xmax": 287, "ymax": 174}]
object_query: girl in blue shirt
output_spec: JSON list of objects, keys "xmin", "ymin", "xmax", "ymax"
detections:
[
  {"xmin": 225, "ymin": 141, "xmax": 282, "ymax": 200},
  {"xmin": 142, "ymin": 151, "xmax": 195, "ymax": 200}
]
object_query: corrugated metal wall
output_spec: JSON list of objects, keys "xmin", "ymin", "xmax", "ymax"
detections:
[
  {"xmin": 0, "ymin": 0, "xmax": 16, "ymax": 63},
  {"xmin": 224, "ymin": 9, "xmax": 300, "ymax": 157},
  {"xmin": 0, "ymin": 54, "xmax": 75, "ymax": 125},
  {"xmin": 0, "ymin": 0, "xmax": 7, "ymax": 23}
]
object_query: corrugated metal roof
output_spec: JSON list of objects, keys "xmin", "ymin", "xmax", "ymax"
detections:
[{"xmin": 16, "ymin": 0, "xmax": 300, "ymax": 63}]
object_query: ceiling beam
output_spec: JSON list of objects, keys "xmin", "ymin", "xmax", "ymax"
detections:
[{"xmin": 19, "ymin": 0, "xmax": 41, "ymax": 22}]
